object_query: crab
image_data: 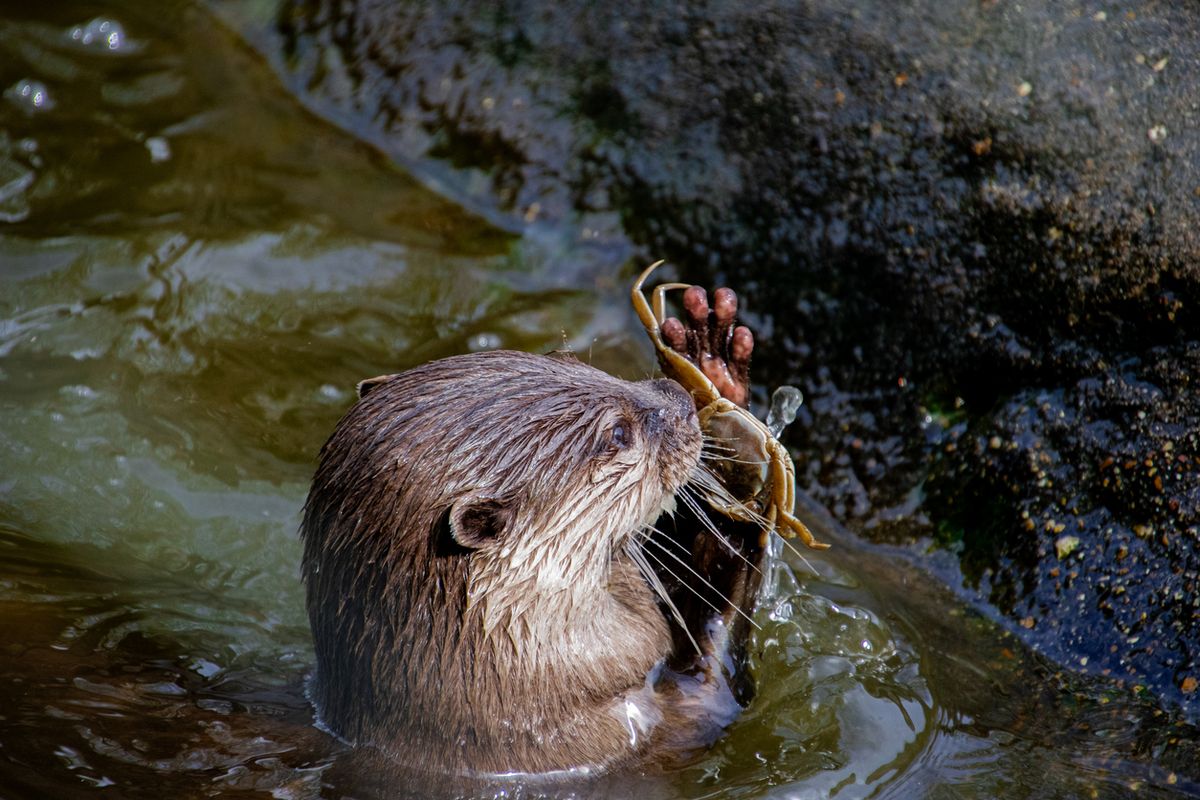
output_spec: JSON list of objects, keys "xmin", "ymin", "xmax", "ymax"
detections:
[{"xmin": 631, "ymin": 260, "xmax": 829, "ymax": 550}]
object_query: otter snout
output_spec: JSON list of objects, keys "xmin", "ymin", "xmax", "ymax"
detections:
[
  {"xmin": 633, "ymin": 378, "xmax": 702, "ymax": 493},
  {"xmin": 641, "ymin": 378, "xmax": 700, "ymax": 437}
]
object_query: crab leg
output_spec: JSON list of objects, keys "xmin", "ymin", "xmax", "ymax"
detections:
[
  {"xmin": 631, "ymin": 259, "xmax": 691, "ymax": 334},
  {"xmin": 781, "ymin": 511, "xmax": 828, "ymax": 550},
  {"xmin": 767, "ymin": 441, "xmax": 829, "ymax": 549},
  {"xmin": 652, "ymin": 281, "xmax": 692, "ymax": 324},
  {"xmin": 631, "ymin": 260, "xmax": 668, "ymax": 333},
  {"xmin": 772, "ymin": 439, "xmax": 796, "ymax": 514}
]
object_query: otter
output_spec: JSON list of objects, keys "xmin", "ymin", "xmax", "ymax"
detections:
[{"xmin": 301, "ymin": 285, "xmax": 765, "ymax": 777}]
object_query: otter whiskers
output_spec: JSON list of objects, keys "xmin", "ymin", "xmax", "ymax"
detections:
[
  {"xmin": 625, "ymin": 514, "xmax": 761, "ymax": 659},
  {"xmin": 677, "ymin": 491, "xmax": 761, "ymax": 576},
  {"xmin": 641, "ymin": 534, "xmax": 761, "ymax": 632},
  {"xmin": 625, "ymin": 537, "xmax": 701, "ymax": 655},
  {"xmin": 688, "ymin": 457, "xmax": 820, "ymax": 578}
]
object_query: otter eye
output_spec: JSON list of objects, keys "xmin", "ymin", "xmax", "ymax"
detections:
[{"xmin": 609, "ymin": 422, "xmax": 631, "ymax": 450}]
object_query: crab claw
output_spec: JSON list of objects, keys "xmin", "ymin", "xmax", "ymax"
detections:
[{"xmin": 632, "ymin": 260, "xmax": 829, "ymax": 553}]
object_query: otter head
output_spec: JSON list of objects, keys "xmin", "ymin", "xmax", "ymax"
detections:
[{"xmin": 301, "ymin": 350, "xmax": 702, "ymax": 774}]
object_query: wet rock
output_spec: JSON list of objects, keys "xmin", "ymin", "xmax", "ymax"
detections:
[
  {"xmin": 926, "ymin": 353, "xmax": 1200, "ymax": 706},
  {"xmin": 276, "ymin": 0, "xmax": 1200, "ymax": 716}
]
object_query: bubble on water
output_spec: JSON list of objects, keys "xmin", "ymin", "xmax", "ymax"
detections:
[
  {"xmin": 67, "ymin": 18, "xmax": 127, "ymax": 52},
  {"xmin": 467, "ymin": 332, "xmax": 503, "ymax": 351},
  {"xmin": 5, "ymin": 79, "xmax": 54, "ymax": 113}
]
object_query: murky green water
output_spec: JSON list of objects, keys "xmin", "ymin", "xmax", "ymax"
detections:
[{"xmin": 1, "ymin": 2, "xmax": 1196, "ymax": 798}]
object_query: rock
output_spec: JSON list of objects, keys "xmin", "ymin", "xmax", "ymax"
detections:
[{"xmin": 276, "ymin": 0, "xmax": 1200, "ymax": 717}]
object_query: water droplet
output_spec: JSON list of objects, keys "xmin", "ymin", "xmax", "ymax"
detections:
[
  {"xmin": 5, "ymin": 80, "xmax": 54, "ymax": 113},
  {"xmin": 67, "ymin": 17, "xmax": 127, "ymax": 52},
  {"xmin": 467, "ymin": 332, "xmax": 502, "ymax": 351},
  {"xmin": 317, "ymin": 383, "xmax": 345, "ymax": 402},
  {"xmin": 145, "ymin": 136, "xmax": 171, "ymax": 163},
  {"xmin": 765, "ymin": 385, "xmax": 803, "ymax": 438}
]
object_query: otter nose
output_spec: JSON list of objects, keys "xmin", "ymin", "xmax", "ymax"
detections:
[{"xmin": 645, "ymin": 379, "xmax": 700, "ymax": 433}]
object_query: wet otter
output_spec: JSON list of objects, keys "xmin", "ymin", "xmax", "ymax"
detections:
[{"xmin": 301, "ymin": 285, "xmax": 765, "ymax": 777}]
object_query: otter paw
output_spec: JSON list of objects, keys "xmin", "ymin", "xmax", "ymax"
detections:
[{"xmin": 660, "ymin": 285, "xmax": 753, "ymax": 408}]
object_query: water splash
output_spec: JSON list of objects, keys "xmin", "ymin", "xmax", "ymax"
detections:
[{"xmin": 765, "ymin": 384, "xmax": 803, "ymax": 438}]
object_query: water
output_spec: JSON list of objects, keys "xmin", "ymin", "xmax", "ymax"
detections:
[{"xmin": 1, "ymin": 2, "xmax": 1197, "ymax": 798}]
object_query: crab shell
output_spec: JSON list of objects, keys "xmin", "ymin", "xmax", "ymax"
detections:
[{"xmin": 631, "ymin": 260, "xmax": 829, "ymax": 550}]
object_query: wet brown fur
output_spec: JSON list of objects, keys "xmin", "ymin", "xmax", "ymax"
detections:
[{"xmin": 301, "ymin": 350, "xmax": 704, "ymax": 775}]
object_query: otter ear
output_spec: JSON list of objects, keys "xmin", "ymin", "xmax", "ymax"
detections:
[
  {"xmin": 448, "ymin": 496, "xmax": 512, "ymax": 549},
  {"xmin": 356, "ymin": 374, "xmax": 394, "ymax": 399}
]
